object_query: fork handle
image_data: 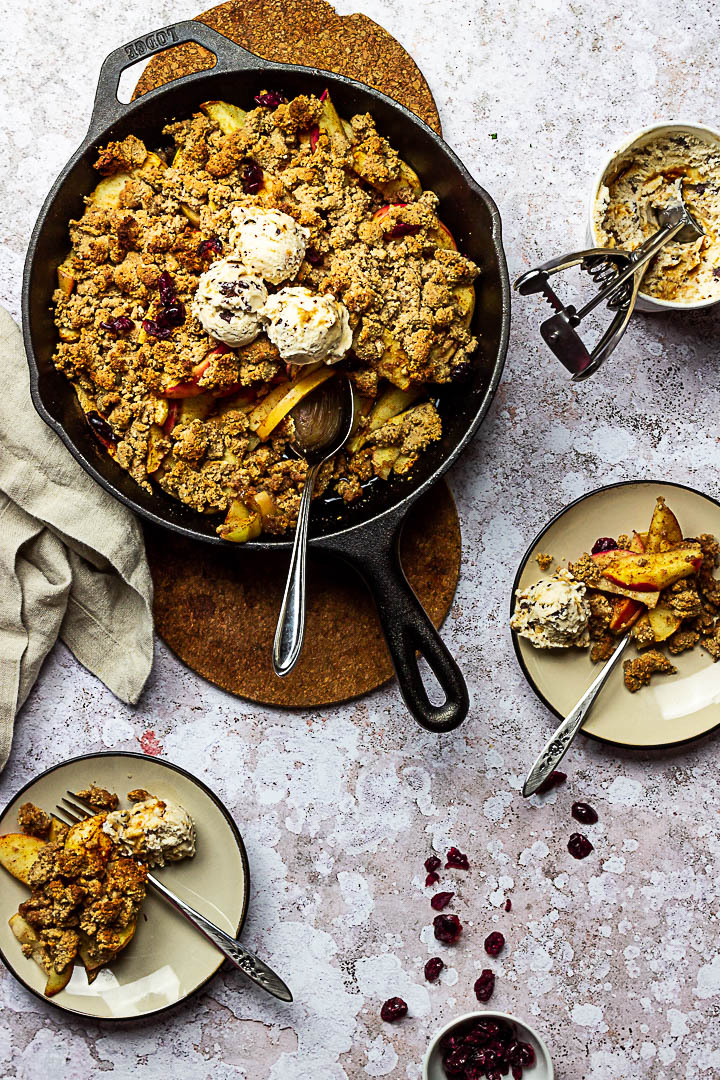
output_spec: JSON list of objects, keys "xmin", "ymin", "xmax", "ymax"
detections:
[{"xmin": 146, "ymin": 872, "xmax": 292, "ymax": 1001}]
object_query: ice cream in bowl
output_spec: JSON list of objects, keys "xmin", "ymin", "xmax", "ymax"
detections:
[{"xmin": 589, "ymin": 121, "xmax": 720, "ymax": 312}]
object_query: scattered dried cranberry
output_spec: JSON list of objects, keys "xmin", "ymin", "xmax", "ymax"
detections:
[
  {"xmin": 385, "ymin": 221, "xmax": 421, "ymax": 239},
  {"xmin": 380, "ymin": 996, "xmax": 407, "ymax": 1022},
  {"xmin": 568, "ymin": 832, "xmax": 594, "ymax": 859},
  {"xmin": 142, "ymin": 319, "xmax": 172, "ymax": 340},
  {"xmin": 425, "ymin": 855, "xmax": 441, "ymax": 873},
  {"xmin": 305, "ymin": 246, "xmax": 323, "ymax": 265},
  {"xmin": 474, "ymin": 969, "xmax": 496, "ymax": 1002},
  {"xmin": 430, "ymin": 891, "xmax": 454, "ymax": 911},
  {"xmin": 535, "ymin": 770, "xmax": 566, "ymax": 794},
  {"xmin": 433, "ymin": 913, "xmax": 462, "ymax": 944},
  {"xmin": 100, "ymin": 315, "xmax": 134, "ymax": 336},
  {"xmin": 425, "ymin": 871, "xmax": 440, "ymax": 887},
  {"xmin": 424, "ymin": 956, "xmax": 444, "ymax": 982},
  {"xmin": 86, "ymin": 410, "xmax": 119, "ymax": 448},
  {"xmin": 445, "ymin": 847, "xmax": 470, "ymax": 870},
  {"xmin": 591, "ymin": 537, "xmax": 618, "ymax": 554},
  {"xmin": 504, "ymin": 898, "xmax": 512, "ymax": 912},
  {"xmin": 157, "ymin": 270, "xmax": 176, "ymax": 305},
  {"xmin": 241, "ymin": 159, "xmax": 264, "ymax": 194},
  {"xmin": 197, "ymin": 237, "xmax": 223, "ymax": 259},
  {"xmin": 484, "ymin": 931, "xmax": 505, "ymax": 957},
  {"xmin": 572, "ymin": 801, "xmax": 599, "ymax": 825},
  {"xmin": 254, "ymin": 90, "xmax": 287, "ymax": 108}
]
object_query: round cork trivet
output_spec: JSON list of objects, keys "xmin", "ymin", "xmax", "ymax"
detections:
[
  {"xmin": 132, "ymin": 0, "xmax": 441, "ymax": 135},
  {"xmin": 136, "ymin": 0, "xmax": 458, "ymax": 705},
  {"xmin": 145, "ymin": 482, "xmax": 460, "ymax": 707}
]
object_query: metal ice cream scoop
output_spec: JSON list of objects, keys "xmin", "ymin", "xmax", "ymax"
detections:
[{"xmin": 514, "ymin": 196, "xmax": 704, "ymax": 380}]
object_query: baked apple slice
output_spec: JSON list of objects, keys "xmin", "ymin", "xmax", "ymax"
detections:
[
  {"xmin": 348, "ymin": 384, "xmax": 422, "ymax": 452},
  {"xmin": 249, "ymin": 367, "xmax": 335, "ymax": 441},
  {"xmin": 608, "ymin": 597, "xmax": 645, "ymax": 634},
  {"xmin": 601, "ymin": 544, "xmax": 702, "ymax": 592},
  {"xmin": 647, "ymin": 604, "xmax": 683, "ymax": 642},
  {"xmin": 56, "ymin": 260, "xmax": 75, "ymax": 296},
  {"xmin": 646, "ymin": 496, "xmax": 683, "ymax": 553},
  {"xmin": 0, "ymin": 834, "xmax": 46, "ymax": 885},
  {"xmin": 9, "ymin": 914, "xmax": 72, "ymax": 997},
  {"xmin": 628, "ymin": 531, "xmax": 646, "ymax": 553},
  {"xmin": 200, "ymin": 100, "xmax": 247, "ymax": 135},
  {"xmin": 217, "ymin": 498, "xmax": 262, "ymax": 542}
]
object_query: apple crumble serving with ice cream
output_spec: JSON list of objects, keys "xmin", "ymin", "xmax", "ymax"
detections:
[
  {"xmin": 512, "ymin": 497, "xmax": 720, "ymax": 692},
  {"xmin": 0, "ymin": 785, "xmax": 195, "ymax": 996},
  {"xmin": 51, "ymin": 91, "xmax": 478, "ymax": 540}
]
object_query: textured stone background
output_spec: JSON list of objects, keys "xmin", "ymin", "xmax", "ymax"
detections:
[{"xmin": 1, "ymin": 1, "xmax": 720, "ymax": 1077}]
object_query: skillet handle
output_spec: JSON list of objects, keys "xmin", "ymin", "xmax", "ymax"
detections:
[
  {"xmin": 88, "ymin": 21, "xmax": 273, "ymax": 138},
  {"xmin": 335, "ymin": 523, "xmax": 469, "ymax": 733}
]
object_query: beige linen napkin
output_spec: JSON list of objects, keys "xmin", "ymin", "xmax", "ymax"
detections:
[{"xmin": 0, "ymin": 307, "xmax": 154, "ymax": 770}]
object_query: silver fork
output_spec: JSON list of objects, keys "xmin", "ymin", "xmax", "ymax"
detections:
[{"xmin": 55, "ymin": 793, "xmax": 292, "ymax": 1002}]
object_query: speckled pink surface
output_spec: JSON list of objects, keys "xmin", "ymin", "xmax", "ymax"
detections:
[{"xmin": 1, "ymin": 1, "xmax": 720, "ymax": 1077}]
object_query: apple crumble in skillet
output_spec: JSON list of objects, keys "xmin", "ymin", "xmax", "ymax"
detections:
[{"xmin": 52, "ymin": 91, "xmax": 478, "ymax": 540}]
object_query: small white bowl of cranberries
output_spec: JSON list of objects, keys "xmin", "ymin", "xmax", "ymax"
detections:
[{"xmin": 422, "ymin": 1011, "xmax": 554, "ymax": 1080}]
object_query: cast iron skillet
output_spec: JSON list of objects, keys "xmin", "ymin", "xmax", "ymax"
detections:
[{"xmin": 22, "ymin": 21, "xmax": 510, "ymax": 733}]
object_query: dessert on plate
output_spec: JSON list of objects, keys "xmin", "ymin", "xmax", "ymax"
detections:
[
  {"xmin": 52, "ymin": 90, "xmax": 479, "ymax": 540},
  {"xmin": 511, "ymin": 496, "xmax": 720, "ymax": 692},
  {"xmin": 0, "ymin": 785, "xmax": 195, "ymax": 995}
]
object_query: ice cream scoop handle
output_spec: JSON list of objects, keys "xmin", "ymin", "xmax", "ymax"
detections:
[
  {"xmin": 273, "ymin": 461, "xmax": 322, "ymax": 677},
  {"xmin": 523, "ymin": 635, "xmax": 630, "ymax": 797},
  {"xmin": 147, "ymin": 871, "xmax": 293, "ymax": 1001}
]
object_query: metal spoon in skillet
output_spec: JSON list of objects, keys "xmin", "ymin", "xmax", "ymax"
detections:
[{"xmin": 272, "ymin": 373, "xmax": 355, "ymax": 677}]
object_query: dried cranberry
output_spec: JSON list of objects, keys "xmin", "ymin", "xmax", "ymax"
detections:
[
  {"xmin": 568, "ymin": 832, "xmax": 594, "ymax": 859},
  {"xmin": 254, "ymin": 90, "xmax": 287, "ymax": 108},
  {"xmin": 445, "ymin": 847, "xmax": 470, "ymax": 870},
  {"xmin": 512, "ymin": 1068, "xmax": 523, "ymax": 1080},
  {"xmin": 474, "ymin": 969, "xmax": 495, "ymax": 1002},
  {"xmin": 535, "ymin": 770, "xmax": 566, "ymax": 794},
  {"xmin": 443, "ymin": 1048, "xmax": 470, "ymax": 1077},
  {"xmin": 100, "ymin": 315, "xmax": 134, "ymax": 336},
  {"xmin": 424, "ymin": 956, "xmax": 444, "ymax": 982},
  {"xmin": 572, "ymin": 801, "xmax": 599, "ymax": 825},
  {"xmin": 380, "ymin": 996, "xmax": 407, "ymax": 1022},
  {"xmin": 86, "ymin": 410, "xmax": 119, "ymax": 448},
  {"xmin": 241, "ymin": 159, "xmax": 264, "ymax": 194},
  {"xmin": 519, "ymin": 1043, "xmax": 535, "ymax": 1066},
  {"xmin": 504, "ymin": 898, "xmax": 512, "ymax": 912},
  {"xmin": 197, "ymin": 237, "xmax": 223, "ymax": 259},
  {"xmin": 426, "ymin": 871, "xmax": 440, "ymax": 887},
  {"xmin": 142, "ymin": 319, "xmax": 172, "ymax": 340},
  {"xmin": 591, "ymin": 536, "xmax": 618, "ymax": 554},
  {"xmin": 305, "ymin": 246, "xmax": 323, "ymax": 266},
  {"xmin": 484, "ymin": 931, "xmax": 505, "ymax": 957},
  {"xmin": 159, "ymin": 301, "xmax": 186, "ymax": 328},
  {"xmin": 157, "ymin": 270, "xmax": 176, "ymax": 305},
  {"xmin": 433, "ymin": 913, "xmax": 462, "ymax": 944},
  {"xmin": 385, "ymin": 222, "xmax": 421, "ymax": 239},
  {"xmin": 465, "ymin": 1055, "xmax": 488, "ymax": 1080},
  {"xmin": 425, "ymin": 856, "xmax": 441, "ymax": 873},
  {"xmin": 430, "ymin": 891, "xmax": 454, "ymax": 911}
]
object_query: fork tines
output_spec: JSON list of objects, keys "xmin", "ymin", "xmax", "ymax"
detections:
[{"xmin": 54, "ymin": 793, "xmax": 95, "ymax": 826}]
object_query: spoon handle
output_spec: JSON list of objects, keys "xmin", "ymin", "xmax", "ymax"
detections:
[
  {"xmin": 522, "ymin": 634, "xmax": 630, "ymax": 797},
  {"xmin": 273, "ymin": 461, "xmax": 322, "ymax": 677}
]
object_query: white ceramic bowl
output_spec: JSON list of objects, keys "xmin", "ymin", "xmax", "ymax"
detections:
[
  {"xmin": 422, "ymin": 1010, "xmax": 554, "ymax": 1080},
  {"xmin": 587, "ymin": 120, "xmax": 720, "ymax": 312}
]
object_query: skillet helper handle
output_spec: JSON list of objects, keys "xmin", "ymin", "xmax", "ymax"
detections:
[
  {"xmin": 345, "ymin": 530, "xmax": 469, "ymax": 733},
  {"xmin": 88, "ymin": 20, "xmax": 272, "ymax": 138}
]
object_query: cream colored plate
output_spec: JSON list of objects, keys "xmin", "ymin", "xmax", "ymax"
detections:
[
  {"xmin": 0, "ymin": 752, "xmax": 248, "ymax": 1019},
  {"xmin": 511, "ymin": 482, "xmax": 720, "ymax": 748}
]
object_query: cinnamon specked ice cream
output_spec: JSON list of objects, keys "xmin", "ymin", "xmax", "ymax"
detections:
[
  {"xmin": 594, "ymin": 129, "xmax": 720, "ymax": 303},
  {"xmin": 103, "ymin": 795, "xmax": 196, "ymax": 867},
  {"xmin": 192, "ymin": 259, "xmax": 267, "ymax": 346},
  {"xmin": 230, "ymin": 205, "xmax": 309, "ymax": 284},
  {"xmin": 511, "ymin": 568, "xmax": 591, "ymax": 649},
  {"xmin": 263, "ymin": 285, "xmax": 352, "ymax": 364}
]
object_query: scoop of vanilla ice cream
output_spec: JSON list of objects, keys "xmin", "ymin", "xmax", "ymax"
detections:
[
  {"xmin": 510, "ymin": 568, "xmax": 591, "ymax": 649},
  {"xmin": 192, "ymin": 259, "xmax": 267, "ymax": 347},
  {"xmin": 103, "ymin": 796, "xmax": 196, "ymax": 868},
  {"xmin": 263, "ymin": 286, "xmax": 352, "ymax": 364},
  {"xmin": 229, "ymin": 205, "xmax": 309, "ymax": 284}
]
